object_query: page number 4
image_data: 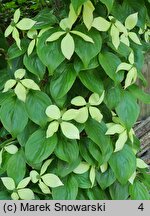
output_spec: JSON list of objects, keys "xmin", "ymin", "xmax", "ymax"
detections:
[{"xmin": 138, "ymin": 203, "xmax": 144, "ymax": 211}]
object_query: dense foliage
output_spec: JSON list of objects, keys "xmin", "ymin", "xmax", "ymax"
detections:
[{"xmin": 0, "ymin": 0, "xmax": 150, "ymax": 200}]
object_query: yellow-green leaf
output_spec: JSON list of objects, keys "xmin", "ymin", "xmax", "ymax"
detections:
[
  {"xmin": 40, "ymin": 159, "xmax": 53, "ymax": 175},
  {"xmin": 45, "ymin": 105, "xmax": 61, "ymax": 119},
  {"xmin": 92, "ymin": 17, "xmax": 111, "ymax": 31},
  {"xmin": 60, "ymin": 18, "xmax": 72, "ymax": 30},
  {"xmin": 14, "ymin": 8, "xmax": 21, "ymax": 23},
  {"xmin": 89, "ymin": 106, "xmax": 103, "ymax": 122},
  {"xmin": 14, "ymin": 69, "xmax": 26, "ymax": 79},
  {"xmin": 120, "ymin": 34, "xmax": 130, "ymax": 46},
  {"xmin": 18, "ymin": 188, "xmax": 34, "ymax": 200},
  {"xmin": 125, "ymin": 13, "xmax": 138, "ymax": 30},
  {"xmin": 21, "ymin": 79, "xmax": 40, "ymax": 90},
  {"xmin": 74, "ymin": 107, "xmax": 89, "ymax": 123},
  {"xmin": 116, "ymin": 62, "xmax": 132, "ymax": 72},
  {"xmin": 89, "ymin": 166, "xmax": 95, "ymax": 188},
  {"xmin": 136, "ymin": 158, "xmax": 148, "ymax": 169},
  {"xmin": 27, "ymin": 39, "xmax": 36, "ymax": 56},
  {"xmin": 17, "ymin": 177, "xmax": 31, "ymax": 189},
  {"xmin": 38, "ymin": 180, "xmax": 51, "ymax": 194},
  {"xmin": 11, "ymin": 192, "xmax": 19, "ymax": 200},
  {"xmin": 3, "ymin": 79, "xmax": 16, "ymax": 92},
  {"xmin": 100, "ymin": 162, "xmax": 108, "ymax": 173},
  {"xmin": 30, "ymin": 170, "xmax": 39, "ymax": 183},
  {"xmin": 4, "ymin": 25, "xmax": 14, "ymax": 37},
  {"xmin": 1, "ymin": 177, "xmax": 16, "ymax": 190},
  {"xmin": 110, "ymin": 25, "xmax": 120, "ymax": 49},
  {"xmin": 89, "ymin": 92, "xmax": 104, "ymax": 105},
  {"xmin": 41, "ymin": 174, "xmax": 63, "ymax": 188},
  {"xmin": 128, "ymin": 32, "xmax": 141, "ymax": 45},
  {"xmin": 105, "ymin": 124, "xmax": 125, "ymax": 135},
  {"xmin": 46, "ymin": 31, "xmax": 65, "ymax": 42},
  {"xmin": 71, "ymin": 30, "xmax": 94, "ymax": 43},
  {"xmin": 71, "ymin": 96, "xmax": 86, "ymax": 106},
  {"xmin": 16, "ymin": 18, "xmax": 36, "ymax": 30},
  {"xmin": 114, "ymin": 130, "xmax": 128, "ymax": 152},
  {"xmin": 83, "ymin": 0, "xmax": 95, "ymax": 30},
  {"xmin": 12, "ymin": 28, "xmax": 21, "ymax": 50},
  {"xmin": 14, "ymin": 83, "xmax": 27, "ymax": 102},
  {"xmin": 46, "ymin": 121, "xmax": 59, "ymax": 138},
  {"xmin": 73, "ymin": 162, "xmax": 90, "ymax": 174},
  {"xmin": 62, "ymin": 109, "xmax": 79, "ymax": 121},
  {"xmin": 61, "ymin": 33, "xmax": 75, "ymax": 60},
  {"xmin": 4, "ymin": 144, "xmax": 18, "ymax": 154},
  {"xmin": 60, "ymin": 122, "xmax": 80, "ymax": 139},
  {"xmin": 124, "ymin": 67, "xmax": 137, "ymax": 89}
]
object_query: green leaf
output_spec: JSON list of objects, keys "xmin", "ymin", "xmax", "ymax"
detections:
[
  {"xmin": 74, "ymin": 26, "xmax": 102, "ymax": 67},
  {"xmin": 23, "ymin": 53, "xmax": 46, "ymax": 79},
  {"xmin": 7, "ymin": 150, "xmax": 26, "ymax": 185},
  {"xmin": 56, "ymin": 159, "xmax": 81, "ymax": 178},
  {"xmin": 37, "ymin": 29, "xmax": 65, "ymax": 74},
  {"xmin": 87, "ymin": 140, "xmax": 103, "ymax": 165},
  {"xmin": 25, "ymin": 129, "xmax": 57, "ymax": 164},
  {"xmin": 50, "ymin": 64, "xmax": 76, "ymax": 99},
  {"xmin": 99, "ymin": 0, "xmax": 114, "ymax": 13},
  {"xmin": 74, "ymin": 171, "xmax": 91, "ymax": 189},
  {"xmin": 25, "ymin": 91, "xmax": 51, "ymax": 127},
  {"xmin": 7, "ymin": 39, "xmax": 29, "ymax": 60},
  {"xmin": 79, "ymin": 138, "xmax": 96, "ymax": 165},
  {"xmin": 128, "ymin": 84, "xmax": 150, "ymax": 104},
  {"xmin": 109, "ymin": 145, "xmax": 136, "ymax": 184},
  {"xmin": 96, "ymin": 167, "xmax": 116, "ymax": 189},
  {"xmin": 71, "ymin": 0, "xmax": 87, "ymax": 12},
  {"xmin": 79, "ymin": 69, "xmax": 104, "ymax": 94},
  {"xmin": 104, "ymin": 84, "xmax": 123, "ymax": 110},
  {"xmin": 86, "ymin": 186, "xmax": 108, "ymax": 199},
  {"xmin": 109, "ymin": 181, "xmax": 129, "ymax": 200},
  {"xmin": 33, "ymin": 9, "xmax": 57, "ymax": 29},
  {"xmin": 99, "ymin": 52, "xmax": 124, "ymax": 83},
  {"xmin": 54, "ymin": 135, "xmax": 79, "ymax": 163},
  {"xmin": 0, "ymin": 191, "xmax": 11, "ymax": 200},
  {"xmin": 16, "ymin": 18, "xmax": 36, "ymax": 30},
  {"xmin": 0, "ymin": 97, "xmax": 28, "ymax": 137},
  {"xmin": 61, "ymin": 33, "xmax": 75, "ymax": 60},
  {"xmin": 52, "ymin": 175, "xmax": 78, "ymax": 199},
  {"xmin": 116, "ymin": 91, "xmax": 140, "ymax": 130},
  {"xmin": 129, "ymin": 180, "xmax": 150, "ymax": 200},
  {"xmin": 85, "ymin": 118, "xmax": 113, "ymax": 164}
]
